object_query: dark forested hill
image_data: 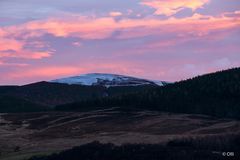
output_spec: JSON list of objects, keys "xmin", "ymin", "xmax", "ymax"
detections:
[
  {"xmin": 0, "ymin": 82, "xmax": 157, "ymax": 112},
  {"xmin": 56, "ymin": 68, "xmax": 240, "ymax": 119},
  {"xmin": 0, "ymin": 95, "xmax": 47, "ymax": 113},
  {"xmin": 1, "ymin": 68, "xmax": 240, "ymax": 115}
]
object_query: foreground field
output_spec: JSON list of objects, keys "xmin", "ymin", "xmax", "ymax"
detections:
[{"xmin": 0, "ymin": 108, "xmax": 240, "ymax": 160}]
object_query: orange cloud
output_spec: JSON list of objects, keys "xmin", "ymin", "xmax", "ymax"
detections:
[
  {"xmin": 141, "ymin": 0, "xmax": 210, "ymax": 16},
  {"xmin": 109, "ymin": 11, "xmax": 123, "ymax": 17},
  {"xmin": 3, "ymin": 11, "xmax": 239, "ymax": 40},
  {"xmin": 0, "ymin": 10, "xmax": 239, "ymax": 62},
  {"xmin": 116, "ymin": 13, "xmax": 240, "ymax": 39},
  {"xmin": 25, "ymin": 17, "xmax": 116, "ymax": 39}
]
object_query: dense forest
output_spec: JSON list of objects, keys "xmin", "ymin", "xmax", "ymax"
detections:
[
  {"xmin": 29, "ymin": 134, "xmax": 240, "ymax": 160},
  {"xmin": 56, "ymin": 68, "xmax": 240, "ymax": 119}
]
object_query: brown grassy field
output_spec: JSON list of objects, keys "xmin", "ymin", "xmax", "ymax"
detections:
[{"xmin": 0, "ymin": 108, "xmax": 240, "ymax": 160}]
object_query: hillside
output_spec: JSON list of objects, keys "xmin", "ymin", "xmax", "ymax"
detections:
[
  {"xmin": 0, "ymin": 82, "xmax": 158, "ymax": 112},
  {"xmin": 56, "ymin": 68, "xmax": 240, "ymax": 119},
  {"xmin": 0, "ymin": 95, "xmax": 46, "ymax": 113}
]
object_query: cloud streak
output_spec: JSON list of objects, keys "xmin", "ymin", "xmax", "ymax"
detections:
[{"xmin": 1, "ymin": 11, "xmax": 239, "ymax": 40}]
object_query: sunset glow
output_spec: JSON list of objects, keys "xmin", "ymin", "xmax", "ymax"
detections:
[{"xmin": 0, "ymin": 0, "xmax": 240, "ymax": 84}]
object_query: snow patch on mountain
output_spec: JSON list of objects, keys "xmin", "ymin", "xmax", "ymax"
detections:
[{"xmin": 50, "ymin": 73, "xmax": 166, "ymax": 87}]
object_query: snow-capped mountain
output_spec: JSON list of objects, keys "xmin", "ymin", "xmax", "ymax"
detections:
[{"xmin": 50, "ymin": 73, "xmax": 167, "ymax": 87}]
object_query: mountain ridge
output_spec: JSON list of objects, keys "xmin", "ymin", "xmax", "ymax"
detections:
[
  {"xmin": 56, "ymin": 68, "xmax": 240, "ymax": 119},
  {"xmin": 50, "ymin": 73, "xmax": 167, "ymax": 87},
  {"xmin": 0, "ymin": 73, "xmax": 165, "ymax": 112},
  {"xmin": 1, "ymin": 68, "xmax": 240, "ymax": 117}
]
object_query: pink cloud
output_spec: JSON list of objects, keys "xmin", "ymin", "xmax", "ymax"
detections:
[
  {"xmin": 0, "ymin": 32, "xmax": 52, "ymax": 61},
  {"xmin": 7, "ymin": 66, "xmax": 85, "ymax": 80},
  {"xmin": 1, "ymin": 11, "xmax": 238, "ymax": 66},
  {"xmin": 0, "ymin": 9, "xmax": 239, "ymax": 84},
  {"xmin": 0, "ymin": 61, "xmax": 28, "ymax": 67},
  {"xmin": 0, "ymin": 29, "xmax": 6, "ymax": 37},
  {"xmin": 0, "ymin": 50, "xmax": 52, "ymax": 59},
  {"xmin": 140, "ymin": 0, "xmax": 210, "ymax": 16},
  {"xmin": 0, "ymin": 38, "xmax": 51, "ymax": 60},
  {"xmin": 0, "ymin": 38, "xmax": 23, "ymax": 52},
  {"xmin": 1, "ymin": 56, "xmax": 239, "ymax": 85},
  {"xmin": 117, "ymin": 13, "xmax": 240, "ymax": 39},
  {"xmin": 109, "ymin": 11, "xmax": 123, "ymax": 17},
  {"xmin": 23, "ymin": 17, "xmax": 116, "ymax": 39},
  {"xmin": 2, "ymin": 11, "xmax": 238, "ymax": 41}
]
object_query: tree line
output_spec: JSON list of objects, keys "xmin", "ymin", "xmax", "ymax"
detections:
[{"xmin": 56, "ymin": 68, "xmax": 240, "ymax": 119}]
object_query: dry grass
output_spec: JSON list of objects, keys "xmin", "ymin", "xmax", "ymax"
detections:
[{"xmin": 0, "ymin": 109, "xmax": 240, "ymax": 160}]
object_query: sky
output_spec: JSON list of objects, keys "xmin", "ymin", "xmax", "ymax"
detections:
[{"xmin": 0, "ymin": 0, "xmax": 240, "ymax": 85}]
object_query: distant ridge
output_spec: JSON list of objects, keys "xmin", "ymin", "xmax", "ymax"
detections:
[
  {"xmin": 0, "ymin": 73, "xmax": 167, "ymax": 112},
  {"xmin": 50, "ymin": 73, "xmax": 168, "ymax": 87}
]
